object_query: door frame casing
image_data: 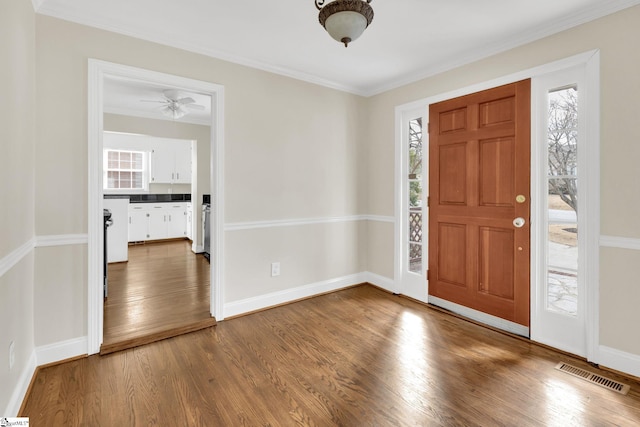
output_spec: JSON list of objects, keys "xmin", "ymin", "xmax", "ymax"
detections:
[
  {"xmin": 394, "ymin": 50, "xmax": 600, "ymax": 362},
  {"xmin": 87, "ymin": 59, "xmax": 226, "ymax": 355}
]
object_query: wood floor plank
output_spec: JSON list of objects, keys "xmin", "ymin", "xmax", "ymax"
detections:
[
  {"xmin": 21, "ymin": 285, "xmax": 640, "ymax": 426},
  {"xmin": 102, "ymin": 240, "xmax": 214, "ymax": 353}
]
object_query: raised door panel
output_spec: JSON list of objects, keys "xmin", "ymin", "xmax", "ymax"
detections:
[
  {"xmin": 479, "ymin": 138, "xmax": 515, "ymax": 207},
  {"xmin": 147, "ymin": 206, "xmax": 168, "ymax": 240},
  {"xmin": 173, "ymin": 144, "xmax": 192, "ymax": 184},
  {"xmin": 167, "ymin": 204, "xmax": 187, "ymax": 238},
  {"xmin": 150, "ymin": 146, "xmax": 174, "ymax": 184},
  {"xmin": 128, "ymin": 206, "xmax": 148, "ymax": 242},
  {"xmin": 186, "ymin": 204, "xmax": 193, "ymax": 240},
  {"xmin": 438, "ymin": 143, "xmax": 468, "ymax": 206}
]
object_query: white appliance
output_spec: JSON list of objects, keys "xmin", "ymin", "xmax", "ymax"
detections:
[{"xmin": 103, "ymin": 198, "xmax": 129, "ymax": 263}]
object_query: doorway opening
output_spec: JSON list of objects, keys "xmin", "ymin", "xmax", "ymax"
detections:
[{"xmin": 88, "ymin": 60, "xmax": 225, "ymax": 355}]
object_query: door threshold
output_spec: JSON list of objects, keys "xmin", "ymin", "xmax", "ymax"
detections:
[
  {"xmin": 428, "ymin": 296, "xmax": 529, "ymax": 337},
  {"xmin": 100, "ymin": 317, "xmax": 217, "ymax": 355}
]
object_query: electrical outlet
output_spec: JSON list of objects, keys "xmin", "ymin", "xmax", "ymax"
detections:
[
  {"xmin": 271, "ymin": 262, "xmax": 280, "ymax": 277},
  {"xmin": 9, "ymin": 341, "xmax": 15, "ymax": 371}
]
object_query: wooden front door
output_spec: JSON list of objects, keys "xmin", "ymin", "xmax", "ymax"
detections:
[{"xmin": 428, "ymin": 80, "xmax": 531, "ymax": 327}]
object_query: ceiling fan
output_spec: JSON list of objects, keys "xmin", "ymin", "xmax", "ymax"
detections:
[{"xmin": 141, "ymin": 89, "xmax": 205, "ymax": 120}]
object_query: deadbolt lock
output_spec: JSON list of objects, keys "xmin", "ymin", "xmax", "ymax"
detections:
[{"xmin": 516, "ymin": 195, "xmax": 526, "ymax": 203}]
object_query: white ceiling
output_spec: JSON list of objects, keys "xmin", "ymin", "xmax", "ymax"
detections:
[
  {"xmin": 37, "ymin": 0, "xmax": 640, "ymax": 97},
  {"xmin": 103, "ymin": 76, "xmax": 212, "ymax": 126}
]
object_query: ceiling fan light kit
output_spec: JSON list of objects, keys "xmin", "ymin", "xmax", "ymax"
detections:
[
  {"xmin": 162, "ymin": 104, "xmax": 187, "ymax": 120},
  {"xmin": 316, "ymin": 0, "xmax": 373, "ymax": 47},
  {"xmin": 142, "ymin": 89, "xmax": 205, "ymax": 121}
]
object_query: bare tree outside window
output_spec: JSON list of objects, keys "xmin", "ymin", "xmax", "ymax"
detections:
[
  {"xmin": 409, "ymin": 118, "xmax": 422, "ymax": 207},
  {"xmin": 408, "ymin": 118, "xmax": 423, "ymax": 273},
  {"xmin": 547, "ymin": 86, "xmax": 579, "ymax": 316},
  {"xmin": 548, "ymin": 87, "xmax": 578, "ymax": 217}
]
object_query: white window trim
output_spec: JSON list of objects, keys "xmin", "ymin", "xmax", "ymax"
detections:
[{"xmin": 103, "ymin": 149, "xmax": 149, "ymax": 193}]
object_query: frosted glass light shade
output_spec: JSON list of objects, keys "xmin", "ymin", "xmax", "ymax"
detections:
[
  {"xmin": 325, "ymin": 11, "xmax": 367, "ymax": 47},
  {"xmin": 317, "ymin": 0, "xmax": 374, "ymax": 47},
  {"xmin": 162, "ymin": 105, "xmax": 187, "ymax": 120}
]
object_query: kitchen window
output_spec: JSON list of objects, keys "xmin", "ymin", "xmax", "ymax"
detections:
[{"xmin": 104, "ymin": 149, "xmax": 147, "ymax": 190}]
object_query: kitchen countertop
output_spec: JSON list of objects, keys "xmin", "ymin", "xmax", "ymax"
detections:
[{"xmin": 104, "ymin": 194, "xmax": 191, "ymax": 203}]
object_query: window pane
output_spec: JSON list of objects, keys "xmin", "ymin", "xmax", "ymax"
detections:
[
  {"xmin": 409, "ymin": 118, "xmax": 422, "ymax": 179},
  {"xmin": 132, "ymin": 172, "xmax": 143, "ymax": 189},
  {"xmin": 409, "ymin": 243, "xmax": 422, "ymax": 273},
  {"xmin": 107, "ymin": 171, "xmax": 118, "ymax": 189},
  {"xmin": 408, "ymin": 117, "xmax": 423, "ymax": 274},
  {"xmin": 120, "ymin": 171, "xmax": 132, "ymax": 189},
  {"xmin": 107, "ymin": 151, "xmax": 119, "ymax": 169},
  {"xmin": 132, "ymin": 152, "xmax": 143, "ymax": 170},
  {"xmin": 547, "ymin": 87, "xmax": 578, "ymax": 316}
]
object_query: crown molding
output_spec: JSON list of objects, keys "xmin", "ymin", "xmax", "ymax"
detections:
[
  {"xmin": 36, "ymin": 0, "xmax": 640, "ymax": 97},
  {"xmin": 365, "ymin": 0, "xmax": 640, "ymax": 96},
  {"xmin": 35, "ymin": 3, "xmax": 368, "ymax": 96}
]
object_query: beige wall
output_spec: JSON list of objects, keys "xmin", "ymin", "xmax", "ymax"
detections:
[
  {"xmin": 0, "ymin": 0, "xmax": 36, "ymax": 414},
  {"xmin": 365, "ymin": 6, "xmax": 640, "ymax": 355},
  {"xmin": 3, "ymin": 6, "xmax": 637, "ymax": 411},
  {"xmin": 104, "ymin": 113, "xmax": 210, "ymax": 245},
  {"xmin": 33, "ymin": 15, "xmax": 366, "ymax": 349},
  {"xmin": 226, "ymin": 222, "xmax": 365, "ymax": 302}
]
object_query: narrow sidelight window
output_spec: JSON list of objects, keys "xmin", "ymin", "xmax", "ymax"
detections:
[
  {"xmin": 546, "ymin": 86, "xmax": 578, "ymax": 316},
  {"xmin": 408, "ymin": 118, "xmax": 423, "ymax": 273}
]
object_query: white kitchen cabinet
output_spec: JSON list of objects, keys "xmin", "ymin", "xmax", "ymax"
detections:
[
  {"xmin": 128, "ymin": 202, "xmax": 189, "ymax": 242},
  {"xmin": 148, "ymin": 205, "xmax": 169, "ymax": 240},
  {"xmin": 173, "ymin": 145, "xmax": 191, "ymax": 184},
  {"xmin": 150, "ymin": 140, "xmax": 192, "ymax": 184},
  {"xmin": 186, "ymin": 203, "xmax": 193, "ymax": 240},
  {"xmin": 104, "ymin": 198, "xmax": 129, "ymax": 262},
  {"xmin": 128, "ymin": 205, "xmax": 148, "ymax": 242},
  {"xmin": 149, "ymin": 147, "xmax": 174, "ymax": 184},
  {"xmin": 167, "ymin": 204, "xmax": 188, "ymax": 238}
]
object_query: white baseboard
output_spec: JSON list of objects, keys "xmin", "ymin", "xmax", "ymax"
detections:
[
  {"xmin": 223, "ymin": 272, "xmax": 367, "ymax": 318},
  {"xmin": 428, "ymin": 295, "xmax": 530, "ymax": 337},
  {"xmin": 597, "ymin": 345, "xmax": 640, "ymax": 378},
  {"xmin": 36, "ymin": 336, "xmax": 87, "ymax": 367},
  {"xmin": 363, "ymin": 272, "xmax": 396, "ymax": 293},
  {"xmin": 4, "ymin": 350, "xmax": 36, "ymax": 417}
]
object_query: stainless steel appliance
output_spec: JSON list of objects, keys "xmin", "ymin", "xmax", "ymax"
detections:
[
  {"xmin": 202, "ymin": 195, "xmax": 211, "ymax": 261},
  {"xmin": 103, "ymin": 209, "xmax": 113, "ymax": 298}
]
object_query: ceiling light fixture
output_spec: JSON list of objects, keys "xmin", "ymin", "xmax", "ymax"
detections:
[
  {"xmin": 162, "ymin": 102, "xmax": 187, "ymax": 120},
  {"xmin": 316, "ymin": 0, "xmax": 374, "ymax": 48}
]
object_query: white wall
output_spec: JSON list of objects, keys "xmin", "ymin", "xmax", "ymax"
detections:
[
  {"xmin": 0, "ymin": 0, "xmax": 36, "ymax": 415},
  {"xmin": 365, "ymin": 6, "xmax": 640, "ymax": 358}
]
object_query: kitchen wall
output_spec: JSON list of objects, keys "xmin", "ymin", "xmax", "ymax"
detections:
[
  {"xmin": 104, "ymin": 113, "xmax": 210, "ymax": 245},
  {"xmin": 33, "ymin": 14, "xmax": 367, "ymax": 349},
  {"xmin": 365, "ymin": 5, "xmax": 640, "ymax": 358},
  {"xmin": 0, "ymin": 0, "xmax": 36, "ymax": 415}
]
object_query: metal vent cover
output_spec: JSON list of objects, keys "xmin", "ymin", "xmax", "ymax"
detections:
[{"xmin": 555, "ymin": 362, "xmax": 630, "ymax": 395}]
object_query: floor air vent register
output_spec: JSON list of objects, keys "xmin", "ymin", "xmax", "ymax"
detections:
[{"xmin": 555, "ymin": 362, "xmax": 630, "ymax": 395}]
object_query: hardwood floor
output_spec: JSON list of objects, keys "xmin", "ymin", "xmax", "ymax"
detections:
[
  {"xmin": 102, "ymin": 240, "xmax": 215, "ymax": 354},
  {"xmin": 22, "ymin": 285, "xmax": 640, "ymax": 426}
]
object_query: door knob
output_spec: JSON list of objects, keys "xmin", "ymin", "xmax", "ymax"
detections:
[{"xmin": 513, "ymin": 217, "xmax": 525, "ymax": 228}]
